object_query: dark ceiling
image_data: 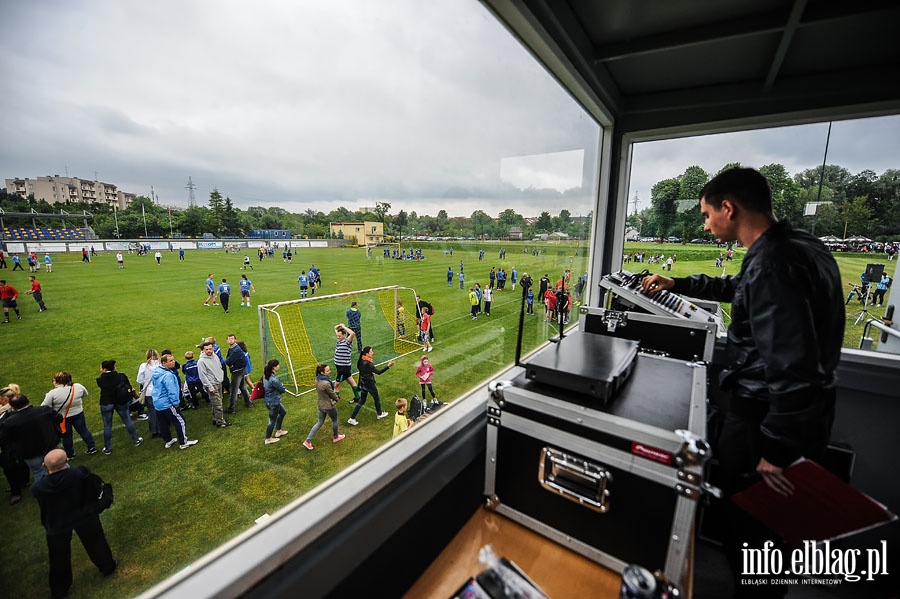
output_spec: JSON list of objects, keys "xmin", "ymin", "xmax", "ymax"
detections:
[{"xmin": 483, "ymin": 0, "xmax": 900, "ymax": 134}]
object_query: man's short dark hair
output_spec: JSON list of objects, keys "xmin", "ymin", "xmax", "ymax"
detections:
[
  {"xmin": 101, "ymin": 360, "xmax": 116, "ymax": 371},
  {"xmin": 200, "ymin": 341, "xmax": 214, "ymax": 349},
  {"xmin": 9, "ymin": 394, "xmax": 29, "ymax": 409},
  {"xmin": 699, "ymin": 167, "xmax": 773, "ymax": 214}
]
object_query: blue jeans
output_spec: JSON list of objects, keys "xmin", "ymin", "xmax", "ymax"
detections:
[
  {"xmin": 266, "ymin": 403, "xmax": 286, "ymax": 438},
  {"xmin": 350, "ymin": 385, "xmax": 382, "ymax": 419},
  {"xmin": 25, "ymin": 455, "xmax": 50, "ymax": 482},
  {"xmin": 101, "ymin": 403, "xmax": 140, "ymax": 450},
  {"xmin": 60, "ymin": 412, "xmax": 96, "ymax": 457},
  {"xmin": 306, "ymin": 407, "xmax": 339, "ymax": 441}
]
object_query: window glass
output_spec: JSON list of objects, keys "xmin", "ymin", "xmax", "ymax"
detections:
[{"xmin": 627, "ymin": 116, "xmax": 900, "ymax": 350}]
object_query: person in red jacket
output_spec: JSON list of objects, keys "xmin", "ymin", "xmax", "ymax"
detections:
[
  {"xmin": 26, "ymin": 275, "xmax": 48, "ymax": 312},
  {"xmin": 0, "ymin": 280, "xmax": 22, "ymax": 323}
]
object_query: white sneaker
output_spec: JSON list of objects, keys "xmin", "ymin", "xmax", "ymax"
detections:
[
  {"xmin": 347, "ymin": 418, "xmax": 359, "ymax": 426},
  {"xmin": 265, "ymin": 438, "xmax": 280, "ymax": 445},
  {"xmin": 376, "ymin": 412, "xmax": 389, "ymax": 420},
  {"xmin": 164, "ymin": 439, "xmax": 177, "ymax": 449},
  {"xmin": 180, "ymin": 440, "xmax": 199, "ymax": 449}
]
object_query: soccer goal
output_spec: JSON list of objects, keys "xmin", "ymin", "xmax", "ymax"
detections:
[
  {"xmin": 258, "ymin": 285, "xmax": 422, "ymax": 395},
  {"xmin": 365, "ymin": 242, "xmax": 401, "ymax": 260}
]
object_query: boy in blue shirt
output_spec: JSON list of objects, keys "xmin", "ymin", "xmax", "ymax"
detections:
[
  {"xmin": 204, "ymin": 274, "xmax": 217, "ymax": 306},
  {"xmin": 526, "ymin": 289, "xmax": 535, "ymax": 315},
  {"xmin": 298, "ymin": 271, "xmax": 310, "ymax": 298},
  {"xmin": 182, "ymin": 350, "xmax": 207, "ymax": 409}
]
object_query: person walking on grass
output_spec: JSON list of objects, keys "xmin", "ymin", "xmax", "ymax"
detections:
[
  {"xmin": 1, "ymin": 280, "xmax": 22, "ymax": 322},
  {"xmin": 416, "ymin": 355, "xmax": 438, "ymax": 404},
  {"xmin": 151, "ymin": 354, "xmax": 198, "ymax": 450},
  {"xmin": 393, "ymin": 398, "xmax": 412, "ymax": 439},
  {"xmin": 346, "ymin": 301, "xmax": 363, "ymax": 352},
  {"xmin": 225, "ymin": 334, "xmax": 252, "ymax": 411},
  {"xmin": 419, "ymin": 307, "xmax": 433, "ymax": 351},
  {"xmin": 31, "ymin": 448, "xmax": 118, "ymax": 599},
  {"xmin": 239, "ymin": 275, "xmax": 255, "ymax": 307},
  {"xmin": 42, "ymin": 372, "xmax": 98, "ymax": 459},
  {"xmin": 263, "ymin": 359, "xmax": 289, "ymax": 445},
  {"xmin": 95, "ymin": 360, "xmax": 142, "ymax": 455},
  {"xmin": 218, "ymin": 279, "xmax": 231, "ymax": 313},
  {"xmin": 347, "ymin": 346, "xmax": 392, "ymax": 426},
  {"xmin": 482, "ymin": 286, "xmax": 493, "ymax": 316},
  {"xmin": 197, "ymin": 341, "xmax": 230, "ymax": 428},
  {"xmin": 135, "ymin": 349, "xmax": 159, "ymax": 433},
  {"xmin": 203, "ymin": 274, "xmax": 217, "ymax": 306},
  {"xmin": 303, "ymin": 363, "xmax": 345, "ymax": 450},
  {"xmin": 0, "ymin": 384, "xmax": 30, "ymax": 506},
  {"xmin": 468, "ymin": 287, "xmax": 479, "ymax": 320},
  {"xmin": 333, "ymin": 324, "xmax": 361, "ymax": 403}
]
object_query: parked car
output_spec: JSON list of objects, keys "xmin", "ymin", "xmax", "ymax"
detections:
[{"xmin": 667, "ymin": 236, "xmax": 683, "ymax": 243}]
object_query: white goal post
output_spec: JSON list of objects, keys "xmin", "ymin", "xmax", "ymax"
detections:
[{"xmin": 258, "ymin": 285, "xmax": 422, "ymax": 395}]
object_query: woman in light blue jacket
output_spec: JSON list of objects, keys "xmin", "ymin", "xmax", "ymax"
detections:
[{"xmin": 262, "ymin": 359, "xmax": 288, "ymax": 445}]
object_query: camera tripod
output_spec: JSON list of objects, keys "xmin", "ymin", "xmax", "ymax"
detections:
[{"xmin": 847, "ymin": 283, "xmax": 881, "ymax": 326}]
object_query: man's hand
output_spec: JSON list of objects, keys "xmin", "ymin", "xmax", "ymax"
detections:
[
  {"xmin": 756, "ymin": 458, "xmax": 794, "ymax": 496},
  {"xmin": 641, "ymin": 274, "xmax": 674, "ymax": 294}
]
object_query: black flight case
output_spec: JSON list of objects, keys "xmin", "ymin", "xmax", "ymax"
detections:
[{"xmin": 484, "ymin": 347, "xmax": 714, "ymax": 592}]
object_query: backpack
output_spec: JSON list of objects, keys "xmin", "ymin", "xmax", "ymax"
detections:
[
  {"xmin": 408, "ymin": 395, "xmax": 424, "ymax": 421},
  {"xmin": 114, "ymin": 374, "xmax": 135, "ymax": 405},
  {"xmin": 887, "ymin": 276, "xmax": 893, "ymax": 289},
  {"xmin": 81, "ymin": 469, "xmax": 114, "ymax": 513},
  {"xmin": 250, "ymin": 380, "xmax": 265, "ymax": 401}
]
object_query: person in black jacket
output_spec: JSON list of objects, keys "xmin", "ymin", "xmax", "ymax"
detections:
[
  {"xmin": 96, "ymin": 360, "xmax": 143, "ymax": 455},
  {"xmin": 224, "ymin": 334, "xmax": 252, "ymax": 411},
  {"xmin": 32, "ymin": 448, "xmax": 117, "ymax": 598},
  {"xmin": 346, "ymin": 346, "xmax": 393, "ymax": 426},
  {"xmin": 0, "ymin": 394, "xmax": 61, "ymax": 483},
  {"xmin": 642, "ymin": 167, "xmax": 844, "ymax": 598},
  {"xmin": 0, "ymin": 384, "xmax": 31, "ymax": 505}
]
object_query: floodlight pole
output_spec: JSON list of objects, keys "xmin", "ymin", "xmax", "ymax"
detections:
[{"xmin": 812, "ymin": 121, "xmax": 832, "ymax": 236}]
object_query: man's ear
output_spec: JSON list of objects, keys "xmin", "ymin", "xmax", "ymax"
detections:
[{"xmin": 720, "ymin": 198, "xmax": 737, "ymax": 220}]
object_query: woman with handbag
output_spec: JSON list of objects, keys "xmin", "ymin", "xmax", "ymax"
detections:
[
  {"xmin": 262, "ymin": 360, "xmax": 289, "ymax": 445},
  {"xmin": 136, "ymin": 349, "xmax": 160, "ymax": 437},
  {"xmin": 96, "ymin": 360, "xmax": 143, "ymax": 455},
  {"xmin": 41, "ymin": 372, "xmax": 98, "ymax": 458}
]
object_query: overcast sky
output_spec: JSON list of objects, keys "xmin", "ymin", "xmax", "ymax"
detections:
[{"xmin": 2, "ymin": 1, "xmax": 898, "ymax": 219}]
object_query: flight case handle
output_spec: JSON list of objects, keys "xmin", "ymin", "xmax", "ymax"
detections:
[{"xmin": 538, "ymin": 447, "xmax": 612, "ymax": 513}]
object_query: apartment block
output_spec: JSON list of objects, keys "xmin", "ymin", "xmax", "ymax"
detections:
[{"xmin": 5, "ymin": 175, "xmax": 135, "ymax": 209}]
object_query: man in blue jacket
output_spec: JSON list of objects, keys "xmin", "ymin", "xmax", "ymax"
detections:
[{"xmin": 151, "ymin": 354, "xmax": 198, "ymax": 450}]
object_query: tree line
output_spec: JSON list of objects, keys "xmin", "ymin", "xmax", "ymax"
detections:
[
  {"xmin": 0, "ymin": 189, "xmax": 590, "ymax": 240},
  {"xmin": 631, "ymin": 163, "xmax": 900, "ymax": 241}
]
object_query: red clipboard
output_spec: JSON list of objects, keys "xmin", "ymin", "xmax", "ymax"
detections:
[{"xmin": 731, "ymin": 459, "xmax": 896, "ymax": 547}]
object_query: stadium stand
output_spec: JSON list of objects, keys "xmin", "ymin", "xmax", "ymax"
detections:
[{"xmin": 2, "ymin": 226, "xmax": 87, "ymax": 240}]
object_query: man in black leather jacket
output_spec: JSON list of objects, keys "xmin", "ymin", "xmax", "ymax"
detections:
[{"xmin": 643, "ymin": 167, "xmax": 844, "ymax": 597}]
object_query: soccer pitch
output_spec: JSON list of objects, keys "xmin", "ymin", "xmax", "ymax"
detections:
[{"xmin": 1, "ymin": 241, "xmax": 588, "ymax": 597}]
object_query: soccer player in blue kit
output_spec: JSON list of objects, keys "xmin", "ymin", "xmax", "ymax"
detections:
[{"xmin": 239, "ymin": 275, "xmax": 255, "ymax": 307}]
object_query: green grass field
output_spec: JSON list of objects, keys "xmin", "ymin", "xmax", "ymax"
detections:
[
  {"xmin": 0, "ymin": 241, "xmax": 588, "ymax": 598},
  {"xmin": 0, "ymin": 241, "xmax": 893, "ymax": 597}
]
